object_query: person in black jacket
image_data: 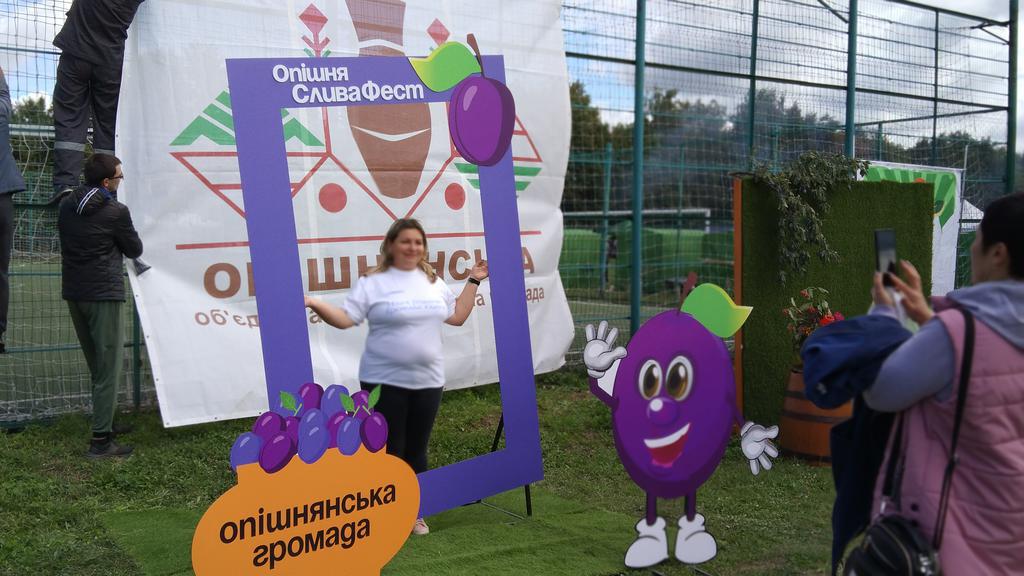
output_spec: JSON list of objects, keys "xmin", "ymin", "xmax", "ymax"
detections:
[
  {"xmin": 52, "ymin": 0, "xmax": 145, "ymax": 194},
  {"xmin": 1, "ymin": 66, "xmax": 27, "ymax": 354},
  {"xmin": 58, "ymin": 153, "xmax": 142, "ymax": 458}
]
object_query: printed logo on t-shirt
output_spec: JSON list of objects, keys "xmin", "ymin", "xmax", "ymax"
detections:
[{"xmin": 383, "ymin": 298, "xmax": 447, "ymax": 317}]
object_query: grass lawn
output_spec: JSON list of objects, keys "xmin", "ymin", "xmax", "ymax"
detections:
[{"xmin": 0, "ymin": 370, "xmax": 834, "ymax": 575}]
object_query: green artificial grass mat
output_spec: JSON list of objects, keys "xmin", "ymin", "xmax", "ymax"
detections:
[
  {"xmin": 99, "ymin": 489, "xmax": 640, "ymax": 576},
  {"xmin": 2, "ymin": 373, "xmax": 834, "ymax": 576},
  {"xmin": 99, "ymin": 509, "xmax": 201, "ymax": 576}
]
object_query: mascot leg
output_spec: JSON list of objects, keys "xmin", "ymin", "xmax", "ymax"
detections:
[
  {"xmin": 674, "ymin": 492, "xmax": 717, "ymax": 564},
  {"xmin": 624, "ymin": 492, "xmax": 668, "ymax": 568}
]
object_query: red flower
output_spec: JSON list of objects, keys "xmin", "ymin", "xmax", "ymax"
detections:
[
  {"xmin": 835, "ymin": 312, "xmax": 845, "ymax": 321},
  {"xmin": 800, "ymin": 289, "xmax": 809, "ymax": 298},
  {"xmin": 819, "ymin": 314, "xmax": 836, "ymax": 327}
]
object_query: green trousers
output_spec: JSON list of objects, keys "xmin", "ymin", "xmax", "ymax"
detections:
[{"xmin": 67, "ymin": 300, "xmax": 124, "ymax": 435}]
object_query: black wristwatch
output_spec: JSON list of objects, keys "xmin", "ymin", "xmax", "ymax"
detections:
[{"xmin": 468, "ymin": 277, "xmax": 481, "ymax": 285}]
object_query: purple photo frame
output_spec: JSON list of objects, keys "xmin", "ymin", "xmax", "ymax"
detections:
[{"xmin": 225, "ymin": 55, "xmax": 542, "ymax": 517}]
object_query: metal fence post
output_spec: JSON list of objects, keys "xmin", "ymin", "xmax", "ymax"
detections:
[
  {"xmin": 1009, "ymin": 0, "xmax": 1019, "ymax": 195},
  {"xmin": 931, "ymin": 10, "xmax": 939, "ymax": 166},
  {"xmin": 845, "ymin": 0, "xmax": 858, "ymax": 157},
  {"xmin": 631, "ymin": 0, "xmax": 646, "ymax": 335},
  {"xmin": 599, "ymin": 143, "xmax": 612, "ymax": 295},
  {"xmin": 747, "ymin": 0, "xmax": 760, "ymax": 168},
  {"xmin": 876, "ymin": 122, "xmax": 884, "ymax": 160},
  {"xmin": 674, "ymin": 143, "xmax": 686, "ymax": 283}
]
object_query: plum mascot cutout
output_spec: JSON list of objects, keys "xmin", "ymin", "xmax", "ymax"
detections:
[{"xmin": 585, "ymin": 284, "xmax": 779, "ymax": 568}]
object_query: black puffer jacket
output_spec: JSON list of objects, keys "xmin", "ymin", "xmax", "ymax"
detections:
[{"xmin": 58, "ymin": 185, "xmax": 142, "ymax": 301}]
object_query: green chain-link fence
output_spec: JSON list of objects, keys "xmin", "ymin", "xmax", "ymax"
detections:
[{"xmin": 1, "ymin": 0, "xmax": 1016, "ymax": 425}]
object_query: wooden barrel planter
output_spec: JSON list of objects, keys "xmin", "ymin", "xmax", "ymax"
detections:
[{"xmin": 779, "ymin": 370, "xmax": 851, "ymax": 466}]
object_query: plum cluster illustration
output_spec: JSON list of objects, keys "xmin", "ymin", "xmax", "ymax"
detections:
[
  {"xmin": 230, "ymin": 383, "xmax": 389, "ymax": 474},
  {"xmin": 585, "ymin": 284, "xmax": 779, "ymax": 568},
  {"xmin": 410, "ymin": 33, "xmax": 515, "ymax": 166}
]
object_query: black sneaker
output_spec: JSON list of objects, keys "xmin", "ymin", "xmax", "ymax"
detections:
[{"xmin": 87, "ymin": 440, "xmax": 134, "ymax": 459}]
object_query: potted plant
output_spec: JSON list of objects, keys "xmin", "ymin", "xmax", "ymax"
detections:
[
  {"xmin": 784, "ymin": 287, "xmax": 844, "ymax": 369},
  {"xmin": 779, "ymin": 287, "xmax": 850, "ymax": 465}
]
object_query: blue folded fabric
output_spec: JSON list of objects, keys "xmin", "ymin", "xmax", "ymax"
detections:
[{"xmin": 800, "ymin": 314, "xmax": 912, "ymax": 409}]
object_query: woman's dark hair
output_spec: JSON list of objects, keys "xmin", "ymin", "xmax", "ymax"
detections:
[
  {"xmin": 980, "ymin": 192, "xmax": 1024, "ymax": 278},
  {"xmin": 372, "ymin": 218, "xmax": 437, "ymax": 282},
  {"xmin": 83, "ymin": 154, "xmax": 122, "ymax": 187}
]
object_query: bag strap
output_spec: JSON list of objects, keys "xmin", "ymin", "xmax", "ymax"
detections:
[
  {"xmin": 880, "ymin": 412, "xmax": 905, "ymax": 502},
  {"xmin": 931, "ymin": 307, "xmax": 975, "ymax": 549}
]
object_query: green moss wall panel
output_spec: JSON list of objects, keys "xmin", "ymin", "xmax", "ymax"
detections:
[{"xmin": 739, "ymin": 179, "xmax": 934, "ymax": 424}]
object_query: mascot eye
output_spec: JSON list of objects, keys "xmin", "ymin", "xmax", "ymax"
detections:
[
  {"xmin": 638, "ymin": 360, "xmax": 662, "ymax": 400},
  {"xmin": 665, "ymin": 356, "xmax": 693, "ymax": 401}
]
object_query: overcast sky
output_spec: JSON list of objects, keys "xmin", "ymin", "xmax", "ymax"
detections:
[{"xmin": 4, "ymin": 0, "xmax": 1022, "ymax": 148}]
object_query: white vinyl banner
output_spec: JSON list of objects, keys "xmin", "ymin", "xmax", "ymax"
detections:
[
  {"xmin": 119, "ymin": 0, "xmax": 573, "ymax": 426},
  {"xmin": 864, "ymin": 161, "xmax": 964, "ymax": 296}
]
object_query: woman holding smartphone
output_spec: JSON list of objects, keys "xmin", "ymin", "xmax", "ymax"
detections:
[{"xmin": 859, "ymin": 193, "xmax": 1024, "ymax": 574}]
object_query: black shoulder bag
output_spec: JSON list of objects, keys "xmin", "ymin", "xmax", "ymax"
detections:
[{"xmin": 841, "ymin": 308, "xmax": 974, "ymax": 576}]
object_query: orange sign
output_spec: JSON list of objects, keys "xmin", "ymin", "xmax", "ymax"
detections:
[{"xmin": 192, "ymin": 448, "xmax": 419, "ymax": 575}]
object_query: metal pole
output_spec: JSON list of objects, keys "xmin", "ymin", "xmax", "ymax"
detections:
[
  {"xmin": 845, "ymin": 0, "xmax": 859, "ymax": 157},
  {"xmin": 631, "ymin": 0, "xmax": 647, "ymax": 335},
  {"xmin": 770, "ymin": 125, "xmax": 780, "ymax": 168},
  {"xmin": 747, "ymin": 0, "xmax": 761, "ymax": 168},
  {"xmin": 599, "ymin": 143, "xmax": 612, "ymax": 295},
  {"xmin": 1008, "ymin": 0, "xmax": 1018, "ymax": 195},
  {"xmin": 675, "ymin": 144, "xmax": 685, "ymax": 286},
  {"xmin": 931, "ymin": 10, "xmax": 939, "ymax": 166},
  {"xmin": 876, "ymin": 122, "xmax": 883, "ymax": 160}
]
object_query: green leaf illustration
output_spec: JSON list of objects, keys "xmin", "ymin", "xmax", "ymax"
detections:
[
  {"xmin": 409, "ymin": 42, "xmax": 482, "ymax": 92},
  {"xmin": 681, "ymin": 283, "xmax": 753, "ymax": 338},
  {"xmin": 368, "ymin": 385, "xmax": 382, "ymax": 409},
  {"xmin": 279, "ymin": 391, "xmax": 298, "ymax": 414},
  {"xmin": 933, "ymin": 173, "xmax": 956, "ymax": 228},
  {"xmin": 867, "ymin": 166, "xmax": 958, "ymax": 228},
  {"xmin": 341, "ymin": 393, "xmax": 356, "ymax": 415}
]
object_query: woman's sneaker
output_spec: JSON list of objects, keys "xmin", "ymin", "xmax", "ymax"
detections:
[{"xmin": 412, "ymin": 518, "xmax": 429, "ymax": 535}]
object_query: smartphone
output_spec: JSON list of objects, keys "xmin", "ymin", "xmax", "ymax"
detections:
[{"xmin": 874, "ymin": 228, "xmax": 897, "ymax": 287}]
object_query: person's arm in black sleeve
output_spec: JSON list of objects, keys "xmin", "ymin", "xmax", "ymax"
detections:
[
  {"xmin": 0, "ymin": 67, "xmax": 11, "ymax": 123},
  {"xmin": 114, "ymin": 204, "xmax": 143, "ymax": 258}
]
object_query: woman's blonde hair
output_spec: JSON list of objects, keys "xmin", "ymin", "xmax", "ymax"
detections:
[{"xmin": 371, "ymin": 218, "xmax": 437, "ymax": 281}]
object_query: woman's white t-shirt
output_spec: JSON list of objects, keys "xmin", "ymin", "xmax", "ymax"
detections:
[{"xmin": 341, "ymin": 267, "xmax": 456, "ymax": 390}]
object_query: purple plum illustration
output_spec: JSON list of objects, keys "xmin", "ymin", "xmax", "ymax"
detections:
[
  {"xmin": 251, "ymin": 412, "xmax": 285, "ymax": 442},
  {"xmin": 351, "ymin": 390, "xmax": 370, "ymax": 409},
  {"xmin": 297, "ymin": 382, "xmax": 324, "ymax": 413},
  {"xmin": 284, "ymin": 416, "xmax": 300, "ymax": 445},
  {"xmin": 360, "ymin": 412, "xmax": 389, "ymax": 453},
  {"xmin": 585, "ymin": 284, "xmax": 778, "ymax": 569},
  {"xmin": 258, "ymin": 432, "xmax": 296, "ymax": 473},
  {"xmin": 229, "ymin": 432, "xmax": 262, "ymax": 471},
  {"xmin": 322, "ymin": 384, "xmax": 350, "ymax": 418},
  {"xmin": 447, "ymin": 34, "xmax": 515, "ymax": 166},
  {"xmin": 326, "ymin": 411, "xmax": 348, "ymax": 448},
  {"xmin": 336, "ymin": 418, "xmax": 362, "ymax": 456},
  {"xmin": 297, "ymin": 409, "xmax": 329, "ymax": 464}
]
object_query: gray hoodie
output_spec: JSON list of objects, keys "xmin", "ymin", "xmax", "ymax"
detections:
[{"xmin": 864, "ymin": 280, "xmax": 1024, "ymax": 411}]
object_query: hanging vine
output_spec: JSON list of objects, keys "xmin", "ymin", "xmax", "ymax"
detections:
[{"xmin": 753, "ymin": 152, "xmax": 870, "ymax": 284}]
